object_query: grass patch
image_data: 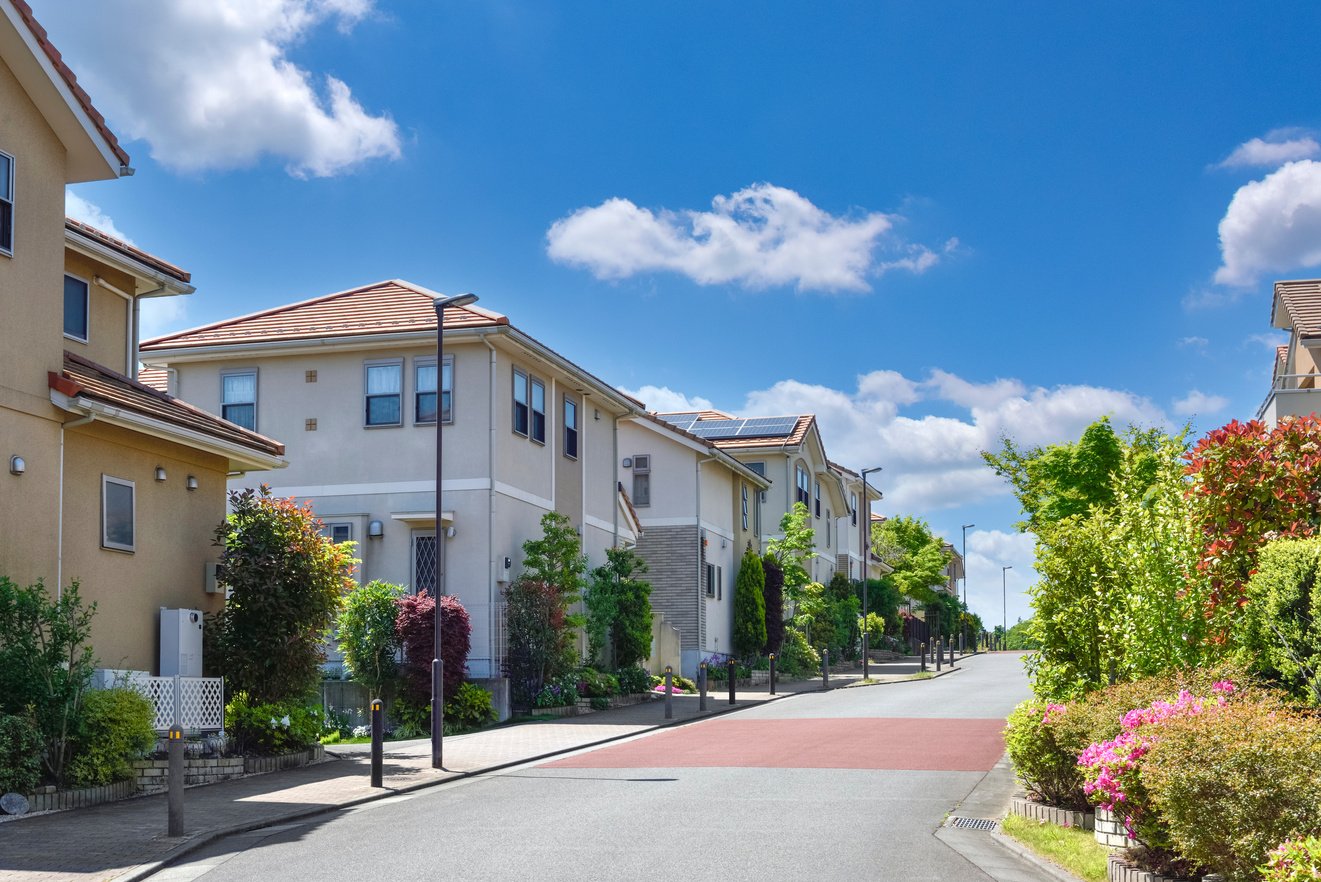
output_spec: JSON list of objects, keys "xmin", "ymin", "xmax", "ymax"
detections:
[
  {"xmin": 909, "ymin": 672, "xmax": 935, "ymax": 680},
  {"xmin": 1001, "ymin": 813, "xmax": 1108, "ymax": 882}
]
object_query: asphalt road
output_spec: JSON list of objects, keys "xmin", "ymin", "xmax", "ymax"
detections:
[{"xmin": 156, "ymin": 653, "xmax": 1033, "ymax": 882}]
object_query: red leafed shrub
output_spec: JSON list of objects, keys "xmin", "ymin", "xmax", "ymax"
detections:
[
  {"xmin": 396, "ymin": 591, "xmax": 470, "ymax": 705},
  {"xmin": 1185, "ymin": 416, "xmax": 1321, "ymax": 636}
]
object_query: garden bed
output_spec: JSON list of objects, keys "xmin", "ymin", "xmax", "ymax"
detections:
[
  {"xmin": 1106, "ymin": 853, "xmax": 1196, "ymax": 882},
  {"xmin": 1010, "ymin": 796, "xmax": 1094, "ymax": 831},
  {"xmin": 22, "ymin": 780, "xmax": 135, "ymax": 813},
  {"xmin": 243, "ymin": 745, "xmax": 325, "ymax": 774}
]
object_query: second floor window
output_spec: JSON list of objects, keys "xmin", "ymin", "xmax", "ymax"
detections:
[
  {"xmin": 851, "ymin": 492, "xmax": 858, "ymax": 526},
  {"xmin": 101, "ymin": 474, "xmax": 134, "ymax": 552},
  {"xmin": 531, "ymin": 378, "xmax": 546, "ymax": 444},
  {"xmin": 365, "ymin": 362, "xmax": 402, "ymax": 426},
  {"xmin": 415, "ymin": 357, "xmax": 453, "ymax": 424},
  {"xmin": 814, "ymin": 480, "xmax": 822, "ymax": 518},
  {"xmin": 221, "ymin": 371, "xmax": 257, "ymax": 430},
  {"xmin": 512, "ymin": 368, "xmax": 529, "ymax": 436},
  {"xmin": 0, "ymin": 151, "xmax": 12, "ymax": 256},
  {"xmin": 564, "ymin": 397, "xmax": 578, "ymax": 459},
  {"xmin": 741, "ymin": 484, "xmax": 749, "ymax": 530},
  {"xmin": 795, "ymin": 464, "xmax": 810, "ymax": 508},
  {"xmin": 632, "ymin": 454, "xmax": 650, "ymax": 506},
  {"xmin": 63, "ymin": 275, "xmax": 88, "ymax": 341}
]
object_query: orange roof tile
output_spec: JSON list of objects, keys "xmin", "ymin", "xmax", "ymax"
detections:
[
  {"xmin": 54, "ymin": 351, "xmax": 283, "ymax": 457},
  {"xmin": 1274, "ymin": 280, "xmax": 1321, "ymax": 336},
  {"xmin": 10, "ymin": 0, "xmax": 130, "ymax": 166},
  {"xmin": 136, "ymin": 365, "xmax": 170, "ymax": 393},
  {"xmin": 140, "ymin": 280, "xmax": 508, "ymax": 352},
  {"xmin": 66, "ymin": 218, "xmax": 190, "ymax": 284}
]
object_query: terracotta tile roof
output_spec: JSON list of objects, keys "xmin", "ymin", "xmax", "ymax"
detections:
[
  {"xmin": 662, "ymin": 409, "xmax": 736, "ymax": 420},
  {"xmin": 828, "ymin": 460, "xmax": 859, "ymax": 479},
  {"xmin": 1274, "ymin": 280, "xmax": 1321, "ymax": 336},
  {"xmin": 66, "ymin": 218, "xmax": 191, "ymax": 284},
  {"xmin": 10, "ymin": 0, "xmax": 130, "ymax": 166},
  {"xmin": 140, "ymin": 280, "xmax": 508, "ymax": 352},
  {"xmin": 136, "ymin": 365, "xmax": 170, "ymax": 393},
  {"xmin": 52, "ymin": 351, "xmax": 284, "ymax": 457},
  {"xmin": 627, "ymin": 411, "xmax": 770, "ymax": 486}
]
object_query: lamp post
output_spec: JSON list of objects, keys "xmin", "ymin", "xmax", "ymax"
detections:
[
  {"xmin": 432, "ymin": 292, "xmax": 477, "ymax": 770},
  {"xmin": 860, "ymin": 466, "xmax": 882, "ymax": 680},
  {"xmin": 1001, "ymin": 565, "xmax": 1012, "ymax": 652},
  {"xmin": 960, "ymin": 523, "xmax": 974, "ymax": 653}
]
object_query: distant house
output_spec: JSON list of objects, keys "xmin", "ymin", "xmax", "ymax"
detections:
[
  {"xmin": 0, "ymin": 0, "xmax": 285, "ymax": 672},
  {"xmin": 830, "ymin": 461, "xmax": 886, "ymax": 583},
  {"xmin": 940, "ymin": 543, "xmax": 964, "ymax": 597},
  {"xmin": 1258, "ymin": 279, "xmax": 1321, "ymax": 426},
  {"xmin": 140, "ymin": 281, "xmax": 654, "ymax": 678},
  {"xmin": 617, "ymin": 413, "xmax": 769, "ymax": 673}
]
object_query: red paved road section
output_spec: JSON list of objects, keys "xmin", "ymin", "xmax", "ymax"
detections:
[{"xmin": 542, "ymin": 718, "xmax": 1005, "ymax": 772}]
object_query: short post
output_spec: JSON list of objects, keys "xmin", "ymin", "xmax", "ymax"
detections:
[
  {"xmin": 664, "ymin": 666, "xmax": 674, "ymax": 720},
  {"xmin": 936, "ymin": 639, "xmax": 943, "ymax": 671},
  {"xmin": 727, "ymin": 659, "xmax": 736, "ymax": 705},
  {"xmin": 167, "ymin": 725, "xmax": 184, "ymax": 837},
  {"xmin": 698, "ymin": 662, "xmax": 708, "ymax": 711},
  {"xmin": 431, "ymin": 657, "xmax": 444, "ymax": 768},
  {"xmin": 822, "ymin": 648, "xmax": 830, "ymax": 689},
  {"xmin": 920, "ymin": 643, "xmax": 926, "ymax": 672},
  {"xmin": 862, "ymin": 630, "xmax": 869, "ymax": 681},
  {"xmin": 768, "ymin": 653, "xmax": 777, "ymax": 695},
  {"xmin": 949, "ymin": 639, "xmax": 955, "ymax": 668},
  {"xmin": 370, "ymin": 698, "xmax": 384, "ymax": 788}
]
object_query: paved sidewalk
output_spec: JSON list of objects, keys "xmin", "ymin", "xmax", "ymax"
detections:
[{"xmin": 0, "ymin": 656, "xmax": 970, "ymax": 882}]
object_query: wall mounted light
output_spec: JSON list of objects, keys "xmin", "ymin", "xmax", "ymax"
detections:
[
  {"xmin": 367, "ymin": 519, "xmax": 384, "ymax": 539},
  {"xmin": 186, "ymin": 475, "xmax": 199, "ymax": 491},
  {"xmin": 445, "ymin": 526, "xmax": 456, "ymax": 538},
  {"xmin": 503, "ymin": 556, "xmax": 512, "ymax": 570},
  {"xmin": 154, "ymin": 466, "xmax": 167, "ymax": 482},
  {"xmin": 9, "ymin": 455, "xmax": 25, "ymax": 476}
]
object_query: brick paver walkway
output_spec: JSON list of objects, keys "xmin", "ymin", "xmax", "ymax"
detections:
[{"xmin": 0, "ymin": 657, "xmax": 964, "ymax": 882}]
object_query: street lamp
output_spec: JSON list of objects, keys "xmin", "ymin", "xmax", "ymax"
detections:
[
  {"xmin": 432, "ymin": 291, "xmax": 477, "ymax": 770},
  {"xmin": 1001, "ymin": 565, "xmax": 1012, "ymax": 652},
  {"xmin": 860, "ymin": 466, "xmax": 882, "ymax": 680},
  {"xmin": 961, "ymin": 523, "xmax": 974, "ymax": 653}
]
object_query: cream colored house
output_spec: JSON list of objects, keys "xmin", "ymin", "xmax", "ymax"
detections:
[
  {"xmin": 140, "ymin": 281, "xmax": 648, "ymax": 678},
  {"xmin": 1258, "ymin": 279, "xmax": 1321, "ymax": 426},
  {"xmin": 830, "ymin": 461, "xmax": 886, "ymax": 583},
  {"xmin": 617, "ymin": 413, "xmax": 769, "ymax": 674},
  {"xmin": 0, "ymin": 0, "xmax": 285, "ymax": 672}
]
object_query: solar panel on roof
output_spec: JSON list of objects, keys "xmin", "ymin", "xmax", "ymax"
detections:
[{"xmin": 738, "ymin": 416, "xmax": 799, "ymax": 436}]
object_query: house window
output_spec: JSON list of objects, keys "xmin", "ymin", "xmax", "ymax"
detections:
[
  {"xmin": 221, "ymin": 371, "xmax": 257, "ymax": 431},
  {"xmin": 323, "ymin": 523, "xmax": 353, "ymax": 544},
  {"xmin": 851, "ymin": 492, "xmax": 858, "ymax": 526},
  {"xmin": 530, "ymin": 378, "xmax": 546, "ymax": 444},
  {"xmin": 101, "ymin": 475, "xmax": 134, "ymax": 552},
  {"xmin": 63, "ymin": 275, "xmax": 88, "ymax": 342},
  {"xmin": 512, "ymin": 368, "xmax": 529, "ymax": 436},
  {"xmin": 795, "ymin": 463, "xmax": 810, "ymax": 508},
  {"xmin": 563, "ymin": 397, "xmax": 579, "ymax": 459},
  {"xmin": 632, "ymin": 454, "xmax": 650, "ymax": 506},
  {"xmin": 748, "ymin": 461, "xmax": 767, "ymax": 504},
  {"xmin": 415, "ymin": 357, "xmax": 453, "ymax": 424},
  {"xmin": 814, "ymin": 480, "xmax": 822, "ymax": 518},
  {"xmin": 412, "ymin": 532, "xmax": 437, "ymax": 595},
  {"xmin": 741, "ymin": 484, "xmax": 749, "ymax": 530},
  {"xmin": 365, "ymin": 361, "xmax": 402, "ymax": 427},
  {"xmin": 826, "ymin": 510, "xmax": 832, "ymax": 545},
  {"xmin": 705, "ymin": 563, "xmax": 716, "ymax": 597},
  {"xmin": 0, "ymin": 151, "xmax": 12, "ymax": 256}
]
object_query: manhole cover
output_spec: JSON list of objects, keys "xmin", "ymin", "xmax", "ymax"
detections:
[
  {"xmin": 948, "ymin": 816, "xmax": 998, "ymax": 832},
  {"xmin": 1, "ymin": 793, "xmax": 29, "ymax": 816}
]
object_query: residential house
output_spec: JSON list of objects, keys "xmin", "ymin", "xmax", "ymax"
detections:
[
  {"xmin": 829, "ymin": 461, "xmax": 885, "ymax": 583},
  {"xmin": 1258, "ymin": 279, "xmax": 1321, "ymax": 426},
  {"xmin": 940, "ymin": 543, "xmax": 963, "ymax": 597},
  {"xmin": 617, "ymin": 412, "xmax": 770, "ymax": 674},
  {"xmin": 139, "ymin": 281, "xmax": 647, "ymax": 678},
  {"xmin": 0, "ymin": 0, "xmax": 285, "ymax": 672}
]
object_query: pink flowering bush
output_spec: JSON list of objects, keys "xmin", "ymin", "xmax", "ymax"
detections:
[
  {"xmin": 1263, "ymin": 837, "xmax": 1321, "ymax": 882},
  {"xmin": 1004, "ymin": 699, "xmax": 1089, "ymax": 809}
]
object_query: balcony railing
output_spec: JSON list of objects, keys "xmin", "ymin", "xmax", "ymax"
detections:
[{"xmin": 1257, "ymin": 373, "xmax": 1321, "ymax": 421}]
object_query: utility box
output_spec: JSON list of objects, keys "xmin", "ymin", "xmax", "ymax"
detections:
[{"xmin": 159, "ymin": 608, "xmax": 203, "ymax": 677}]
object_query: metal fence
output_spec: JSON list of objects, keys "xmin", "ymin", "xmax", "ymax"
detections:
[{"xmin": 132, "ymin": 675, "xmax": 226, "ymax": 733}]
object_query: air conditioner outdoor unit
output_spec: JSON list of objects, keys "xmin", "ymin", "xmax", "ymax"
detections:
[{"xmin": 160, "ymin": 607, "xmax": 203, "ymax": 677}]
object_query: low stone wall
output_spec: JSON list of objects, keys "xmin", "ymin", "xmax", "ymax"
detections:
[
  {"xmin": 1096, "ymin": 807, "xmax": 1134, "ymax": 849},
  {"xmin": 25, "ymin": 780, "xmax": 134, "ymax": 813},
  {"xmin": 132, "ymin": 756, "xmax": 246, "ymax": 793},
  {"xmin": 1107, "ymin": 853, "xmax": 1197, "ymax": 882},
  {"xmin": 244, "ymin": 745, "xmax": 324, "ymax": 774},
  {"xmin": 1010, "ymin": 796, "xmax": 1094, "ymax": 830}
]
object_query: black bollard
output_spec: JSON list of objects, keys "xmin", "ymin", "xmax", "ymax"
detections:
[
  {"xmin": 664, "ymin": 666, "xmax": 674, "ymax": 720},
  {"xmin": 936, "ymin": 639, "xmax": 942, "ymax": 671},
  {"xmin": 822, "ymin": 648, "xmax": 830, "ymax": 689},
  {"xmin": 769, "ymin": 653, "xmax": 777, "ymax": 695},
  {"xmin": 920, "ymin": 642, "xmax": 926, "ymax": 672},
  {"xmin": 728, "ymin": 659, "xmax": 736, "ymax": 705},
  {"xmin": 367, "ymin": 697, "xmax": 383, "ymax": 786},
  {"xmin": 698, "ymin": 662, "xmax": 707, "ymax": 711},
  {"xmin": 167, "ymin": 725, "xmax": 184, "ymax": 837}
]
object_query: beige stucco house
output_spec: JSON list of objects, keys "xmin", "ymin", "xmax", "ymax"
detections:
[
  {"xmin": 140, "ymin": 281, "xmax": 654, "ymax": 678},
  {"xmin": 0, "ymin": 0, "xmax": 285, "ymax": 672},
  {"xmin": 1258, "ymin": 279, "xmax": 1321, "ymax": 426}
]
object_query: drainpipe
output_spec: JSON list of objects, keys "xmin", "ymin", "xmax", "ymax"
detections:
[
  {"xmin": 612, "ymin": 413, "xmax": 620, "ymax": 547},
  {"xmin": 482, "ymin": 334, "xmax": 498, "ymax": 677},
  {"xmin": 57, "ymin": 413, "xmax": 97, "ymax": 599},
  {"xmin": 95, "ymin": 276, "xmax": 165, "ymax": 379}
]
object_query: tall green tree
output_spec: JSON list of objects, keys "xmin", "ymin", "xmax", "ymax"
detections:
[
  {"xmin": 870, "ymin": 516, "xmax": 951, "ymax": 601},
  {"xmin": 336, "ymin": 580, "xmax": 403, "ymax": 699},
  {"xmin": 520, "ymin": 511, "xmax": 588, "ymax": 602},
  {"xmin": 767, "ymin": 502, "xmax": 815, "ymax": 602},
  {"xmin": 762, "ymin": 553, "xmax": 786, "ymax": 655},
  {"xmin": 584, "ymin": 547, "xmax": 652, "ymax": 669},
  {"xmin": 732, "ymin": 549, "xmax": 767, "ymax": 660}
]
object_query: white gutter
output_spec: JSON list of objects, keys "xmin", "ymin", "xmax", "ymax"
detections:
[{"xmin": 56, "ymin": 413, "xmax": 96, "ymax": 599}]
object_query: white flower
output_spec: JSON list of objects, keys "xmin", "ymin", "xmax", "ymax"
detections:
[
  {"xmin": 270, "ymin": 717, "xmax": 279, "ymax": 727},
  {"xmin": 280, "ymin": 715, "xmax": 291, "ymax": 728}
]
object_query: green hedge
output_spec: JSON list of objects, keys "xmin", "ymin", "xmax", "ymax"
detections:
[
  {"xmin": 67, "ymin": 688, "xmax": 155, "ymax": 787},
  {"xmin": 0, "ymin": 713, "xmax": 42, "ymax": 794}
]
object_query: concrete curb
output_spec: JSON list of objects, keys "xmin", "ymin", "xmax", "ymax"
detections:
[
  {"xmin": 113, "ymin": 684, "xmax": 818, "ymax": 882},
  {"xmin": 990, "ymin": 831, "xmax": 1089, "ymax": 882}
]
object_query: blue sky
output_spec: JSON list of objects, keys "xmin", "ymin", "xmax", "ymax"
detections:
[{"xmin": 37, "ymin": 1, "xmax": 1321, "ymax": 627}]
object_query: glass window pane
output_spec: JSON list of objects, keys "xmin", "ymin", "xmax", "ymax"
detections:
[
  {"xmin": 368, "ymin": 396, "xmax": 401, "ymax": 425},
  {"xmin": 63, "ymin": 276, "xmax": 87, "ymax": 339},
  {"xmin": 565, "ymin": 399, "xmax": 576, "ymax": 428},
  {"xmin": 222, "ymin": 372, "xmax": 256, "ymax": 404},
  {"xmin": 416, "ymin": 391, "xmax": 438, "ymax": 423},
  {"xmin": 440, "ymin": 389, "xmax": 452, "ymax": 423},
  {"xmin": 416, "ymin": 363, "xmax": 437, "ymax": 393},
  {"xmin": 367, "ymin": 364, "xmax": 402, "ymax": 394},
  {"xmin": 514, "ymin": 370, "xmax": 527, "ymax": 404},
  {"xmin": 442, "ymin": 360, "xmax": 452, "ymax": 394},
  {"xmin": 223, "ymin": 403, "xmax": 256, "ymax": 430},
  {"xmin": 103, "ymin": 480, "xmax": 134, "ymax": 549},
  {"xmin": 531, "ymin": 381, "xmax": 544, "ymax": 412},
  {"xmin": 0, "ymin": 153, "xmax": 10, "ymax": 201}
]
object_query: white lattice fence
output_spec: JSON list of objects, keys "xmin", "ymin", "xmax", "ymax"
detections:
[{"xmin": 135, "ymin": 676, "xmax": 225, "ymax": 733}]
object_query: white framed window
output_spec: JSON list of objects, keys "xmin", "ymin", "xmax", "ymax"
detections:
[
  {"xmin": 795, "ymin": 463, "xmax": 810, "ymax": 508},
  {"xmin": 747, "ymin": 461, "xmax": 767, "ymax": 504},
  {"xmin": 0, "ymin": 151, "xmax": 12, "ymax": 256},
  {"xmin": 412, "ymin": 531, "xmax": 438, "ymax": 595},
  {"xmin": 741, "ymin": 484, "xmax": 749, "ymax": 530},
  {"xmin": 826, "ymin": 510, "xmax": 832, "ymax": 545},
  {"xmin": 851, "ymin": 492, "xmax": 858, "ymax": 527},
  {"xmin": 530, "ymin": 377, "xmax": 546, "ymax": 444},
  {"xmin": 365, "ymin": 361, "xmax": 403, "ymax": 427},
  {"xmin": 632, "ymin": 454, "xmax": 650, "ymax": 506},
  {"xmin": 221, "ymin": 370, "xmax": 257, "ymax": 431},
  {"xmin": 512, "ymin": 368, "xmax": 529, "ymax": 436},
  {"xmin": 101, "ymin": 475, "xmax": 135, "ymax": 552},
  {"xmin": 63, "ymin": 274, "xmax": 89, "ymax": 342},
  {"xmin": 323, "ymin": 523, "xmax": 353, "ymax": 544},
  {"xmin": 705, "ymin": 563, "xmax": 716, "ymax": 597},
  {"xmin": 563, "ymin": 397, "xmax": 579, "ymax": 459},
  {"xmin": 415, "ymin": 356, "xmax": 453, "ymax": 424},
  {"xmin": 814, "ymin": 480, "xmax": 822, "ymax": 518}
]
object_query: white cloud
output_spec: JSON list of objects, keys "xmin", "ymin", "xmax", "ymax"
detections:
[
  {"xmin": 546, "ymin": 184, "xmax": 950, "ymax": 293},
  {"xmin": 138, "ymin": 296, "xmax": 190, "ymax": 340},
  {"xmin": 65, "ymin": 190, "xmax": 133, "ymax": 243},
  {"xmin": 965, "ymin": 529, "xmax": 1038, "ymax": 629},
  {"xmin": 1177, "ymin": 335, "xmax": 1209, "ymax": 350},
  {"xmin": 923, "ymin": 369, "xmax": 1026, "ymax": 410},
  {"xmin": 1214, "ymin": 160, "xmax": 1321, "ymax": 287},
  {"xmin": 1244, "ymin": 331, "xmax": 1287, "ymax": 350},
  {"xmin": 33, "ymin": 0, "xmax": 401, "ymax": 177},
  {"xmin": 1216, "ymin": 134, "xmax": 1321, "ymax": 170},
  {"xmin": 619, "ymin": 385, "xmax": 714, "ymax": 413},
  {"xmin": 1172, "ymin": 390, "xmax": 1229, "ymax": 417}
]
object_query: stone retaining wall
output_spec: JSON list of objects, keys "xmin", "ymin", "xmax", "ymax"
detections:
[
  {"xmin": 1009, "ymin": 796, "xmax": 1094, "ymax": 830},
  {"xmin": 25, "ymin": 780, "xmax": 134, "ymax": 812},
  {"xmin": 244, "ymin": 745, "xmax": 324, "ymax": 774},
  {"xmin": 1107, "ymin": 853, "xmax": 1196, "ymax": 882},
  {"xmin": 132, "ymin": 756, "xmax": 246, "ymax": 793},
  {"xmin": 1096, "ymin": 807, "xmax": 1134, "ymax": 849}
]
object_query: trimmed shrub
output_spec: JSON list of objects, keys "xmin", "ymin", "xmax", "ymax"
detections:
[
  {"xmin": 776, "ymin": 628, "xmax": 821, "ymax": 677},
  {"xmin": 1238, "ymin": 538, "xmax": 1321, "ymax": 705},
  {"xmin": 444, "ymin": 682, "xmax": 497, "ymax": 732},
  {"xmin": 0, "ymin": 713, "xmax": 42, "ymax": 794},
  {"xmin": 732, "ymin": 550, "xmax": 767, "ymax": 660},
  {"xmin": 1143, "ymin": 699, "xmax": 1321, "ymax": 882},
  {"xmin": 615, "ymin": 666, "xmax": 650, "ymax": 695},
  {"xmin": 67, "ymin": 687, "xmax": 155, "ymax": 787},
  {"xmin": 337, "ymin": 580, "xmax": 404, "ymax": 700},
  {"xmin": 1004, "ymin": 699, "xmax": 1087, "ymax": 810},
  {"xmin": 225, "ymin": 692, "xmax": 321, "ymax": 755},
  {"xmin": 506, "ymin": 578, "xmax": 570, "ymax": 709},
  {"xmin": 396, "ymin": 591, "xmax": 470, "ymax": 709},
  {"xmin": 577, "ymin": 669, "xmax": 619, "ymax": 698},
  {"xmin": 584, "ymin": 548, "xmax": 652, "ymax": 669},
  {"xmin": 1264, "ymin": 837, "xmax": 1321, "ymax": 882}
]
